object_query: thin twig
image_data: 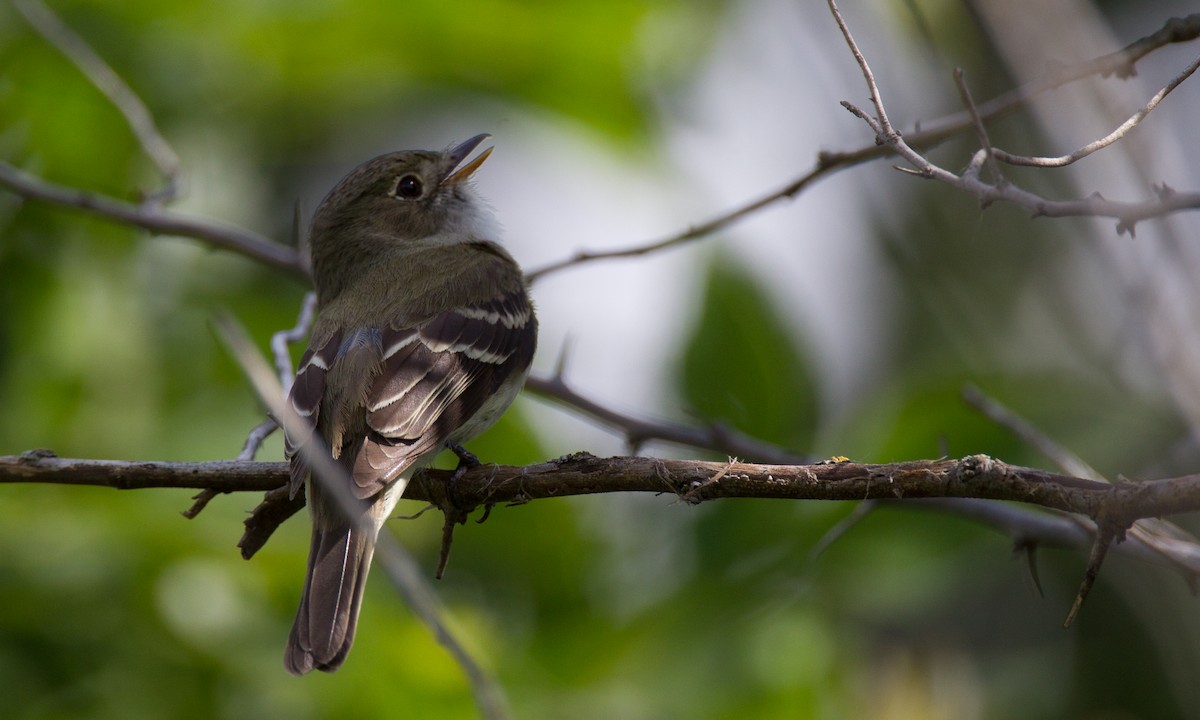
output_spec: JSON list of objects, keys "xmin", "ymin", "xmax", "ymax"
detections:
[
  {"xmin": 525, "ymin": 167, "xmax": 825, "ymax": 283},
  {"xmin": 962, "ymin": 384, "xmax": 1099, "ymax": 480},
  {"xmin": 993, "ymin": 54, "xmax": 1200, "ymax": 168},
  {"xmin": 524, "ymin": 373, "xmax": 813, "ymax": 464},
  {"xmin": 237, "ymin": 417, "xmax": 280, "ymax": 462},
  {"xmin": 827, "ymin": 0, "xmax": 895, "ymax": 139},
  {"xmin": 182, "ymin": 489, "xmax": 221, "ymax": 519},
  {"xmin": 953, "ymin": 68, "xmax": 1004, "ymax": 186},
  {"xmin": 0, "ymin": 161, "xmax": 308, "ymax": 279},
  {"xmin": 271, "ymin": 291, "xmax": 317, "ymax": 396},
  {"xmin": 14, "ymin": 0, "xmax": 182, "ymax": 202},
  {"xmin": 524, "ymin": 15, "xmax": 1200, "ymax": 282},
  {"xmin": 828, "ymin": 22, "xmax": 1200, "ymax": 237},
  {"xmin": 1065, "ymin": 514, "xmax": 1121, "ymax": 628}
]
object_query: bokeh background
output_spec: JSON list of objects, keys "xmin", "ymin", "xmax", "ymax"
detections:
[{"xmin": 3, "ymin": 0, "xmax": 1200, "ymax": 718}]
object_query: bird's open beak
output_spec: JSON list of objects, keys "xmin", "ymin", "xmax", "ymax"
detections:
[{"xmin": 443, "ymin": 133, "xmax": 493, "ymax": 185}]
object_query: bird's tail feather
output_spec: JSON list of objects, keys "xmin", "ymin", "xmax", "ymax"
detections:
[{"xmin": 285, "ymin": 519, "xmax": 378, "ymax": 675}]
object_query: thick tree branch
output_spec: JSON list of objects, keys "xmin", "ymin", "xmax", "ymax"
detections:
[{"xmin": 9, "ymin": 449, "xmax": 1200, "ymax": 604}]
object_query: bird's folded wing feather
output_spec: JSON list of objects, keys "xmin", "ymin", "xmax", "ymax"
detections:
[{"xmin": 285, "ymin": 288, "xmax": 536, "ymax": 499}]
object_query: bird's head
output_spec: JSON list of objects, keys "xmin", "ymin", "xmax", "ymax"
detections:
[{"xmin": 308, "ymin": 134, "xmax": 498, "ymax": 298}]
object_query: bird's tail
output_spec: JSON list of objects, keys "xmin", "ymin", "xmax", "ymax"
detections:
[{"xmin": 285, "ymin": 517, "xmax": 379, "ymax": 675}]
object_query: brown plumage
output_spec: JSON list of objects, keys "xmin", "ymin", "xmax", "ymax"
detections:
[{"xmin": 283, "ymin": 135, "xmax": 536, "ymax": 675}]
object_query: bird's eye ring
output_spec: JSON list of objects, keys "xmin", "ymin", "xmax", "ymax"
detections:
[{"xmin": 393, "ymin": 174, "xmax": 423, "ymax": 199}]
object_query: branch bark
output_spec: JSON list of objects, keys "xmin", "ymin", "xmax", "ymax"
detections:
[{"xmin": 6, "ymin": 449, "xmax": 1200, "ymax": 534}]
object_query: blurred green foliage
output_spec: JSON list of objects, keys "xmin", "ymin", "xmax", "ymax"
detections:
[
  {"xmin": 2, "ymin": 1, "xmax": 1199, "ymax": 719},
  {"xmin": 678, "ymin": 255, "xmax": 818, "ymax": 451}
]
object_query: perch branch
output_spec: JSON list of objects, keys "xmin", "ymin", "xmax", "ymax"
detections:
[{"xmin": 5, "ymin": 450, "xmax": 1200, "ymax": 547}]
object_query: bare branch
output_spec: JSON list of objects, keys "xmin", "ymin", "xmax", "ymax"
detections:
[
  {"xmin": 904, "ymin": 14, "xmax": 1200, "ymax": 142},
  {"xmin": 524, "ymin": 166, "xmax": 825, "ymax": 283},
  {"xmin": 0, "ymin": 161, "xmax": 308, "ymax": 279},
  {"xmin": 524, "ymin": 374, "xmax": 813, "ymax": 464},
  {"xmin": 827, "ymin": 0, "xmax": 896, "ymax": 139},
  {"xmin": 9, "ymin": 450, "xmax": 1200, "ymax": 528},
  {"xmin": 993, "ymin": 54, "xmax": 1200, "ymax": 168},
  {"xmin": 0, "ymin": 450, "xmax": 283, "ymax": 492},
  {"xmin": 9, "ymin": 448, "xmax": 1200, "ymax": 621},
  {"xmin": 237, "ymin": 418, "xmax": 279, "ymax": 463},
  {"xmin": 963, "ymin": 384, "xmax": 1100, "ymax": 481},
  {"xmin": 270, "ymin": 291, "xmax": 317, "ymax": 396},
  {"xmin": 827, "ymin": 5, "xmax": 1200, "ymax": 236},
  {"xmin": 14, "ymin": 0, "xmax": 182, "ymax": 202},
  {"xmin": 525, "ymin": 13, "xmax": 1200, "ymax": 282},
  {"xmin": 963, "ymin": 384, "xmax": 1200, "ymax": 597},
  {"xmin": 954, "ymin": 68, "xmax": 1004, "ymax": 186}
]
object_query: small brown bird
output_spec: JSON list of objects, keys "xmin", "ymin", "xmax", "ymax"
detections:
[{"xmin": 283, "ymin": 134, "xmax": 537, "ymax": 675}]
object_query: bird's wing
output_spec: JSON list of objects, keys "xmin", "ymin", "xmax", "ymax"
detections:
[
  {"xmin": 355, "ymin": 288, "xmax": 537, "ymax": 496},
  {"xmin": 285, "ymin": 328, "xmax": 344, "ymax": 498},
  {"xmin": 284, "ymin": 287, "xmax": 536, "ymax": 500}
]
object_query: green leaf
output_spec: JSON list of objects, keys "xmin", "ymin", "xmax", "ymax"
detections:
[{"xmin": 677, "ymin": 254, "xmax": 817, "ymax": 453}]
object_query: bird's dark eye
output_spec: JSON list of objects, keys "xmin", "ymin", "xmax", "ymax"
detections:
[{"xmin": 393, "ymin": 174, "xmax": 423, "ymax": 199}]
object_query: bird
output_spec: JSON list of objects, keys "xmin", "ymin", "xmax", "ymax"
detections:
[{"xmin": 282, "ymin": 134, "xmax": 537, "ymax": 675}]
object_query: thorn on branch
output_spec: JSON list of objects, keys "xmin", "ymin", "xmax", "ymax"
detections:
[
  {"xmin": 1063, "ymin": 492, "xmax": 1133, "ymax": 628},
  {"xmin": 433, "ymin": 443, "xmax": 488, "ymax": 579},
  {"xmin": 1063, "ymin": 530, "xmax": 1115, "ymax": 628},
  {"xmin": 894, "ymin": 165, "xmax": 933, "ymax": 179},
  {"xmin": 1015, "ymin": 540, "xmax": 1045, "ymax": 598},
  {"xmin": 436, "ymin": 508, "xmax": 469, "ymax": 580}
]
